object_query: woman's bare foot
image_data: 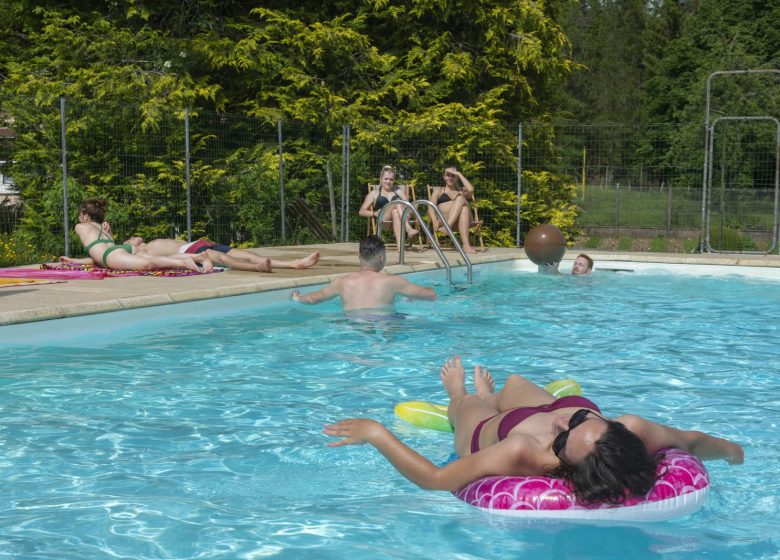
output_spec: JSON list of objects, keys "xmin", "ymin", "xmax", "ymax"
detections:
[
  {"xmin": 464, "ymin": 247, "xmax": 477, "ymax": 254},
  {"xmin": 474, "ymin": 365, "xmax": 497, "ymax": 407},
  {"xmin": 440, "ymin": 356, "xmax": 467, "ymax": 400}
]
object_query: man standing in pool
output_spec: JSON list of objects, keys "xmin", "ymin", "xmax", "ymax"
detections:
[{"xmin": 291, "ymin": 235, "xmax": 436, "ymax": 313}]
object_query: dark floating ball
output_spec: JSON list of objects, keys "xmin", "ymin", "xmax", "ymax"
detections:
[{"xmin": 524, "ymin": 224, "xmax": 566, "ymax": 266}]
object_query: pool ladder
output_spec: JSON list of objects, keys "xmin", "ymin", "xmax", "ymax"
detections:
[{"xmin": 376, "ymin": 199, "xmax": 472, "ymax": 285}]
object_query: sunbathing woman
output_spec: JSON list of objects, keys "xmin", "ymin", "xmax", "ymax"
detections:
[
  {"xmin": 429, "ymin": 166, "xmax": 476, "ymax": 254},
  {"xmin": 63, "ymin": 236, "xmax": 319, "ymax": 273},
  {"xmin": 324, "ymin": 356, "xmax": 743, "ymax": 504},
  {"xmin": 72, "ymin": 199, "xmax": 212, "ymax": 273},
  {"xmin": 359, "ymin": 166, "xmax": 419, "ymax": 251}
]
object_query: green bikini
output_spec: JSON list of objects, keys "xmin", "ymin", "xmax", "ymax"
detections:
[{"xmin": 83, "ymin": 224, "xmax": 132, "ymax": 267}]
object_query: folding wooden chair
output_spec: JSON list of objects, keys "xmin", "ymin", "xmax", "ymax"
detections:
[{"xmin": 426, "ymin": 185, "xmax": 484, "ymax": 250}]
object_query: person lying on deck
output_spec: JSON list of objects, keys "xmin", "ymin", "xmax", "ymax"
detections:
[
  {"xmin": 62, "ymin": 235, "xmax": 320, "ymax": 273},
  {"xmin": 71, "ymin": 199, "xmax": 212, "ymax": 273}
]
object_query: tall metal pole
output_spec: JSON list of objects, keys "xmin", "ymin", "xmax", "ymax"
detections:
[
  {"xmin": 516, "ymin": 123, "xmax": 523, "ymax": 247},
  {"xmin": 60, "ymin": 95, "xmax": 70, "ymax": 257},
  {"xmin": 340, "ymin": 125, "xmax": 346, "ymax": 241},
  {"xmin": 344, "ymin": 125, "xmax": 351, "ymax": 242},
  {"xmin": 184, "ymin": 108, "xmax": 192, "ymax": 241},
  {"xmin": 278, "ymin": 119, "xmax": 286, "ymax": 241}
]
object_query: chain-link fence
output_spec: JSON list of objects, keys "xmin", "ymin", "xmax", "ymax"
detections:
[{"xmin": 1, "ymin": 96, "xmax": 777, "ymax": 257}]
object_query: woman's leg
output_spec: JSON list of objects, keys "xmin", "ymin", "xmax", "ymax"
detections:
[
  {"xmin": 105, "ymin": 249, "xmax": 209, "ymax": 272},
  {"xmin": 457, "ymin": 206, "xmax": 476, "ymax": 253},
  {"xmin": 440, "ymin": 196, "xmax": 466, "ymax": 228},
  {"xmin": 495, "ymin": 374, "xmax": 556, "ymax": 411},
  {"xmin": 441, "ymin": 356, "xmax": 499, "ymax": 456},
  {"xmin": 384, "ymin": 213, "xmax": 403, "ymax": 251}
]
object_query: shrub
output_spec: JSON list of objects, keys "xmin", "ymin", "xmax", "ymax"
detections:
[
  {"xmin": 649, "ymin": 237, "xmax": 669, "ymax": 252},
  {"xmin": 0, "ymin": 232, "xmax": 57, "ymax": 267},
  {"xmin": 584, "ymin": 236, "xmax": 601, "ymax": 249}
]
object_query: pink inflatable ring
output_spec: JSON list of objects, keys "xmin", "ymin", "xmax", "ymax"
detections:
[{"xmin": 453, "ymin": 448, "xmax": 709, "ymax": 521}]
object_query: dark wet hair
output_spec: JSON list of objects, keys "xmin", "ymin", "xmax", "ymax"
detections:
[
  {"xmin": 577, "ymin": 253, "xmax": 594, "ymax": 272},
  {"xmin": 551, "ymin": 420, "xmax": 663, "ymax": 505},
  {"xmin": 79, "ymin": 198, "xmax": 108, "ymax": 223},
  {"xmin": 359, "ymin": 235, "xmax": 385, "ymax": 263}
]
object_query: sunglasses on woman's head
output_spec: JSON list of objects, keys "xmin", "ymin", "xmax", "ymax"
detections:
[{"xmin": 552, "ymin": 408, "xmax": 596, "ymax": 462}]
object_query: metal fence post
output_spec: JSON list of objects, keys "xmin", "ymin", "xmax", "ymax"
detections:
[
  {"xmin": 516, "ymin": 123, "xmax": 523, "ymax": 247},
  {"xmin": 615, "ymin": 183, "xmax": 620, "ymax": 236},
  {"xmin": 344, "ymin": 125, "xmax": 351, "ymax": 242},
  {"xmin": 340, "ymin": 125, "xmax": 346, "ymax": 241},
  {"xmin": 60, "ymin": 95, "xmax": 70, "ymax": 257},
  {"xmin": 184, "ymin": 107, "xmax": 192, "ymax": 242},
  {"xmin": 277, "ymin": 119, "xmax": 286, "ymax": 242}
]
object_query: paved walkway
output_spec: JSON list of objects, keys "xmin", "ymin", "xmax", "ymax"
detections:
[{"xmin": 1, "ymin": 244, "xmax": 778, "ymax": 326}]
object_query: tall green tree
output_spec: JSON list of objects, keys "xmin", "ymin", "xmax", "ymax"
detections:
[{"xmin": 0, "ymin": 0, "xmax": 581, "ymax": 251}]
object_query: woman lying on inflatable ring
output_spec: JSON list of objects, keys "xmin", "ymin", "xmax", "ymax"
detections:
[{"xmin": 324, "ymin": 356, "xmax": 744, "ymax": 504}]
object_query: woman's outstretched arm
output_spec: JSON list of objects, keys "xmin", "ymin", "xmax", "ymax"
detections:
[
  {"xmin": 324, "ymin": 418, "xmax": 512, "ymax": 490},
  {"xmin": 621, "ymin": 415, "xmax": 744, "ymax": 464}
]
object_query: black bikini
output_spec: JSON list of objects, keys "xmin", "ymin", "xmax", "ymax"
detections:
[{"xmin": 375, "ymin": 190, "xmax": 401, "ymax": 210}]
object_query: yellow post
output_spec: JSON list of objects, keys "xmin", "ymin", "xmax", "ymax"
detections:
[{"xmin": 581, "ymin": 146, "xmax": 586, "ymax": 201}]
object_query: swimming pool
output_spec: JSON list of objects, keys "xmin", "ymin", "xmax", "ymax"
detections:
[{"xmin": 1, "ymin": 261, "xmax": 779, "ymax": 559}]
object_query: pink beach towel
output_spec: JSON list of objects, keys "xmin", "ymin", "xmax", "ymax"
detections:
[
  {"xmin": 0, "ymin": 264, "xmax": 223, "ymax": 280},
  {"xmin": 40, "ymin": 263, "xmax": 223, "ymax": 277},
  {"xmin": 0, "ymin": 266, "xmax": 108, "ymax": 280}
]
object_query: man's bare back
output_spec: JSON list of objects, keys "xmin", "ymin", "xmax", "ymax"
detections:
[{"xmin": 291, "ymin": 235, "xmax": 435, "ymax": 311}]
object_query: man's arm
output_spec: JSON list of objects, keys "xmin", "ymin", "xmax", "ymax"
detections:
[
  {"xmin": 393, "ymin": 277, "xmax": 436, "ymax": 301},
  {"xmin": 291, "ymin": 279, "xmax": 342, "ymax": 305}
]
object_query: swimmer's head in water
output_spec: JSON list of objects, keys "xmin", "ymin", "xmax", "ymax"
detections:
[
  {"xmin": 359, "ymin": 235, "xmax": 386, "ymax": 270},
  {"xmin": 572, "ymin": 253, "xmax": 593, "ymax": 275}
]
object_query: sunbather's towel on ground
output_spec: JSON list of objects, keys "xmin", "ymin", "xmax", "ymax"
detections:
[
  {"xmin": 0, "ymin": 264, "xmax": 222, "ymax": 280},
  {"xmin": 0, "ymin": 277, "xmax": 66, "ymax": 287},
  {"xmin": 40, "ymin": 263, "xmax": 224, "ymax": 277},
  {"xmin": 0, "ymin": 266, "xmax": 107, "ymax": 279}
]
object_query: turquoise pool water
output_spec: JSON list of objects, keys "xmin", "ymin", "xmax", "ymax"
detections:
[{"xmin": 1, "ymin": 262, "xmax": 779, "ymax": 559}]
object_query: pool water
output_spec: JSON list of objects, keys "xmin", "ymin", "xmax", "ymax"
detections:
[{"xmin": 1, "ymin": 262, "xmax": 779, "ymax": 559}]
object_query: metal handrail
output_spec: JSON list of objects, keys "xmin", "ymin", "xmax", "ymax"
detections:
[
  {"xmin": 375, "ymin": 199, "xmax": 472, "ymax": 285},
  {"xmin": 702, "ymin": 116, "xmax": 779, "ymax": 254}
]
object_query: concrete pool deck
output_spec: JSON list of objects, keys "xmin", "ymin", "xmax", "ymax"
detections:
[{"xmin": 1, "ymin": 244, "xmax": 779, "ymax": 326}]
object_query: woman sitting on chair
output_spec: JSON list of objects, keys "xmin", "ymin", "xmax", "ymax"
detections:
[
  {"xmin": 359, "ymin": 165, "xmax": 418, "ymax": 251},
  {"xmin": 429, "ymin": 165, "xmax": 476, "ymax": 254}
]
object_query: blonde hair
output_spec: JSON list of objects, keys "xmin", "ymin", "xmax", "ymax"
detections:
[{"xmin": 378, "ymin": 165, "xmax": 395, "ymax": 184}]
